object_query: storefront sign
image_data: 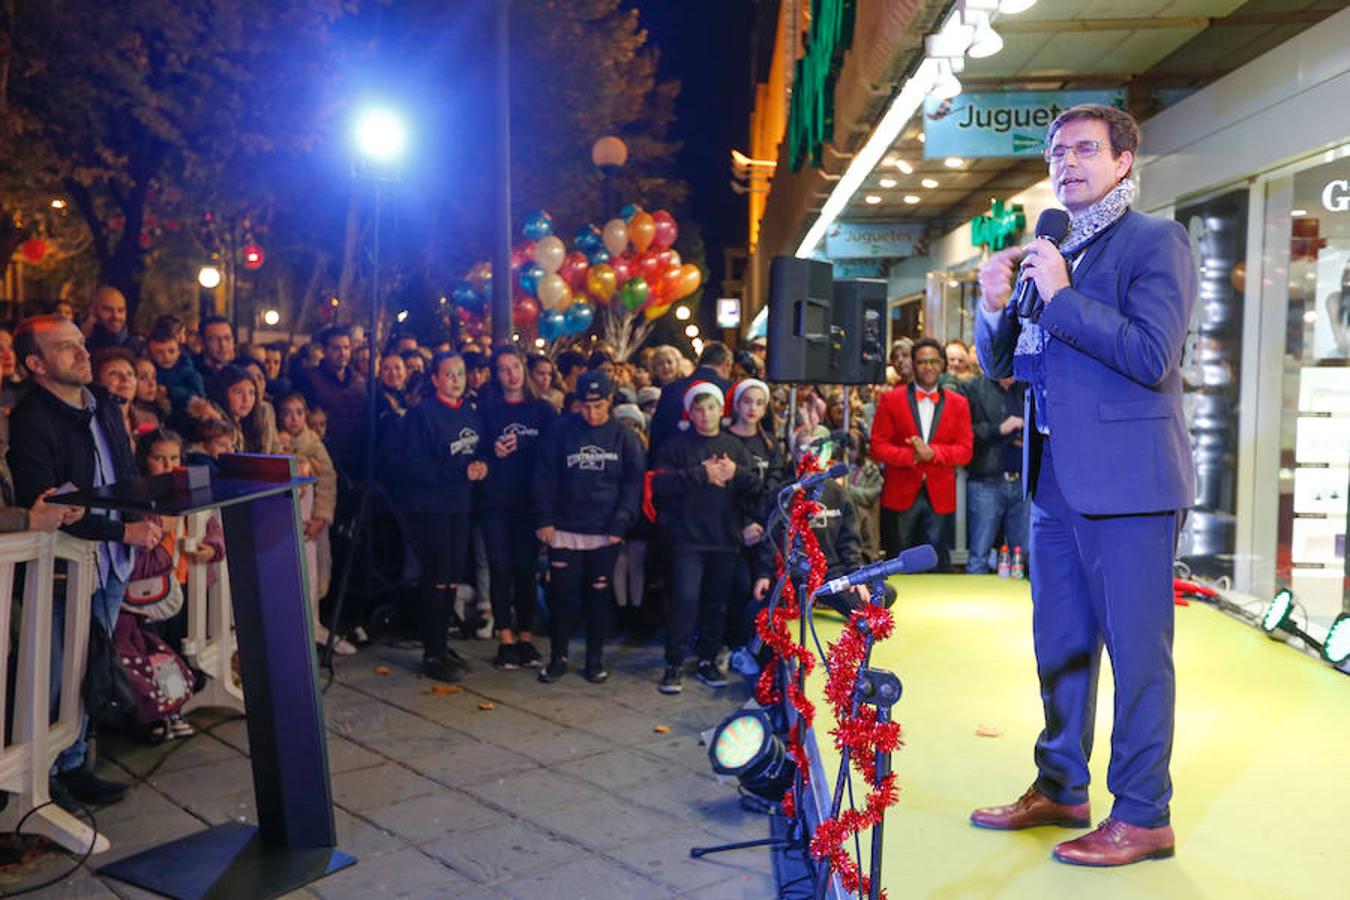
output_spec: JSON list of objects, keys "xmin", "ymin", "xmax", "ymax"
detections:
[
  {"xmin": 716, "ymin": 298, "xmax": 741, "ymax": 329},
  {"xmin": 923, "ymin": 90, "xmax": 1126, "ymax": 159},
  {"xmin": 970, "ymin": 200, "xmax": 1025, "ymax": 251},
  {"xmin": 825, "ymin": 221, "xmax": 923, "ymax": 259},
  {"xmin": 833, "ymin": 261, "xmax": 887, "ymax": 279},
  {"xmin": 787, "ymin": 0, "xmax": 857, "ymax": 172},
  {"xmin": 1322, "ymin": 179, "xmax": 1350, "ymax": 212}
]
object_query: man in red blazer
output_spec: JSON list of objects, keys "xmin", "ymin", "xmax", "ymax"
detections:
[{"xmin": 870, "ymin": 338, "xmax": 973, "ymax": 571}]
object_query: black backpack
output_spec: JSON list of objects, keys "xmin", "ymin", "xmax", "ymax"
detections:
[{"xmin": 83, "ymin": 621, "xmax": 138, "ymax": 730}]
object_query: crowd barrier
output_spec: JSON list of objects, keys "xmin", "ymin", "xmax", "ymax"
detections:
[
  {"xmin": 0, "ymin": 530, "xmax": 109, "ymax": 855},
  {"xmin": 179, "ymin": 511, "xmax": 244, "ymax": 716}
]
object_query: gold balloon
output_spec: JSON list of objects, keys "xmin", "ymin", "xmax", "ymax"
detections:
[
  {"xmin": 586, "ymin": 264, "xmax": 618, "ymax": 302},
  {"xmin": 674, "ymin": 263, "xmax": 702, "ymax": 300},
  {"xmin": 537, "ymin": 273, "xmax": 573, "ymax": 311},
  {"xmin": 629, "ymin": 211, "xmax": 656, "ymax": 254},
  {"xmin": 644, "ymin": 303, "xmax": 670, "ymax": 321}
]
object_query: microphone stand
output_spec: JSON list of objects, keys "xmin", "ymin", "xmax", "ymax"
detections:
[{"xmin": 810, "ymin": 575, "xmax": 901, "ymax": 900}]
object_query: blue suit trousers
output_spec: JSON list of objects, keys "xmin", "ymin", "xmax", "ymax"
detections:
[{"xmin": 1029, "ymin": 443, "xmax": 1178, "ymax": 828}]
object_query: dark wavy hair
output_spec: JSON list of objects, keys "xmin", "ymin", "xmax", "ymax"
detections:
[{"xmin": 208, "ymin": 365, "xmax": 266, "ymax": 452}]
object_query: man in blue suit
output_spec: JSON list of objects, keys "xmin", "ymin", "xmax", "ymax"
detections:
[{"xmin": 970, "ymin": 104, "xmax": 1196, "ymax": 867}]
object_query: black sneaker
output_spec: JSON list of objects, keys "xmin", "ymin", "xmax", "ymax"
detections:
[
  {"xmin": 582, "ymin": 661, "xmax": 609, "ymax": 684},
  {"xmin": 492, "ymin": 643, "xmax": 520, "ymax": 670},
  {"xmin": 696, "ymin": 659, "xmax": 728, "ymax": 688},
  {"xmin": 537, "ymin": 659, "xmax": 568, "ymax": 684},
  {"xmin": 514, "ymin": 641, "xmax": 543, "ymax": 669},
  {"xmin": 658, "ymin": 665, "xmax": 683, "ymax": 694},
  {"xmin": 444, "ymin": 646, "xmax": 472, "ymax": 672},
  {"xmin": 52, "ymin": 768, "xmax": 127, "ymax": 807},
  {"xmin": 422, "ymin": 656, "xmax": 463, "ymax": 683}
]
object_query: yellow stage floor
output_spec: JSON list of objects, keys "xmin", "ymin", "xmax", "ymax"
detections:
[{"xmin": 802, "ymin": 574, "xmax": 1349, "ymax": 899}]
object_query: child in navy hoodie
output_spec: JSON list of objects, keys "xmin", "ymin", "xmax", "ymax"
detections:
[
  {"xmin": 401, "ymin": 350, "xmax": 487, "ymax": 683},
  {"xmin": 532, "ymin": 370, "xmax": 645, "ymax": 684},
  {"xmin": 650, "ymin": 381, "xmax": 758, "ymax": 694}
]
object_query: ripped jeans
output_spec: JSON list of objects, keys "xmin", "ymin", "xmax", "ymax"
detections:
[{"xmin": 545, "ymin": 543, "xmax": 621, "ymax": 666}]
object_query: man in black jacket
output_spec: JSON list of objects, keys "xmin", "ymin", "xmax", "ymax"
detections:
[
  {"xmin": 296, "ymin": 325, "xmax": 367, "ymax": 481},
  {"xmin": 8, "ymin": 315, "xmax": 162, "ymax": 807},
  {"xmin": 647, "ymin": 342, "xmax": 733, "ymax": 454},
  {"xmin": 963, "ymin": 375, "xmax": 1029, "ymax": 574}
]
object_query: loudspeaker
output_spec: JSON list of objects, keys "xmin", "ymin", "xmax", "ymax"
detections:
[
  {"xmin": 767, "ymin": 257, "xmax": 833, "ymax": 382},
  {"xmin": 830, "ymin": 279, "xmax": 887, "ymax": 385}
]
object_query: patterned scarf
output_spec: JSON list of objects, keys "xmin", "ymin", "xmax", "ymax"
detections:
[{"xmin": 1012, "ymin": 178, "xmax": 1136, "ymax": 431}]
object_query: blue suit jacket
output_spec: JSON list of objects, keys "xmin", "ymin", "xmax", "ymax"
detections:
[{"xmin": 975, "ymin": 210, "xmax": 1197, "ymax": 516}]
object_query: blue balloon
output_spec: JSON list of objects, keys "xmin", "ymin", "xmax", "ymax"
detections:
[
  {"xmin": 587, "ymin": 249, "xmax": 611, "ymax": 267},
  {"xmin": 518, "ymin": 262, "xmax": 544, "ymax": 297},
  {"xmin": 451, "ymin": 280, "xmax": 480, "ymax": 309},
  {"xmin": 620, "ymin": 203, "xmax": 642, "ymax": 223},
  {"xmin": 538, "ymin": 308, "xmax": 566, "ymax": 341},
  {"xmin": 575, "ymin": 223, "xmax": 603, "ymax": 253},
  {"xmin": 564, "ymin": 301, "xmax": 594, "ymax": 335},
  {"xmin": 523, "ymin": 210, "xmax": 554, "ymax": 241}
]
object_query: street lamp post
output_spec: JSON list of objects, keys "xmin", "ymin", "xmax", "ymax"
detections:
[
  {"xmin": 592, "ymin": 136, "xmax": 628, "ymax": 219},
  {"xmin": 491, "ymin": 0, "xmax": 513, "ymax": 349}
]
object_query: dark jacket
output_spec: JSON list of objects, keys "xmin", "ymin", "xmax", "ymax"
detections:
[
  {"xmin": 87, "ymin": 322, "xmax": 145, "ymax": 356},
  {"xmin": 648, "ymin": 366, "xmax": 732, "ymax": 454},
  {"xmin": 964, "ymin": 376, "xmax": 1026, "ymax": 480},
  {"xmin": 533, "ymin": 414, "xmax": 645, "ymax": 537},
  {"xmin": 7, "ymin": 383, "xmax": 140, "ymax": 543},
  {"xmin": 728, "ymin": 427, "xmax": 790, "ymax": 527},
  {"xmin": 156, "ymin": 354, "xmax": 207, "ymax": 414},
  {"xmin": 296, "ymin": 363, "xmax": 367, "ymax": 480},
  {"xmin": 479, "ymin": 397, "xmax": 557, "ymax": 512},
  {"xmin": 753, "ymin": 478, "xmax": 861, "ymax": 582},
  {"xmin": 651, "ymin": 430, "xmax": 758, "ymax": 552},
  {"xmin": 400, "ymin": 397, "xmax": 485, "ymax": 516}
]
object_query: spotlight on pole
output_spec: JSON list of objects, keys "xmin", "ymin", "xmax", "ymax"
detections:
[
  {"xmin": 1260, "ymin": 589, "xmax": 1295, "ymax": 634},
  {"xmin": 198, "ymin": 266, "xmax": 222, "ymax": 289},
  {"xmin": 708, "ymin": 708, "xmax": 796, "ymax": 801},
  {"xmin": 354, "ymin": 107, "xmax": 408, "ymax": 165},
  {"xmin": 396, "ymin": 309, "xmax": 410, "ymax": 323},
  {"xmin": 1322, "ymin": 614, "xmax": 1350, "ymax": 666}
]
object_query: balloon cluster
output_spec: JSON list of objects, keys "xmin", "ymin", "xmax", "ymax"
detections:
[{"xmin": 450, "ymin": 204, "xmax": 702, "ymax": 344}]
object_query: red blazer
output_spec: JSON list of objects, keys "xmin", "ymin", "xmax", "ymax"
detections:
[{"xmin": 870, "ymin": 383, "xmax": 973, "ymax": 514}]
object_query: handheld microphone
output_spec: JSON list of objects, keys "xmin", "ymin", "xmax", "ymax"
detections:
[
  {"xmin": 816, "ymin": 544, "xmax": 937, "ymax": 596},
  {"xmin": 778, "ymin": 462, "xmax": 848, "ymax": 497},
  {"xmin": 1012, "ymin": 209, "xmax": 1071, "ymax": 319}
]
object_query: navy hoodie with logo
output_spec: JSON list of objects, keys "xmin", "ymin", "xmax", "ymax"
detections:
[
  {"xmin": 533, "ymin": 414, "xmax": 646, "ymax": 537},
  {"xmin": 479, "ymin": 397, "xmax": 557, "ymax": 512},
  {"xmin": 728, "ymin": 427, "xmax": 790, "ymax": 527},
  {"xmin": 400, "ymin": 396, "xmax": 485, "ymax": 516},
  {"xmin": 650, "ymin": 430, "xmax": 760, "ymax": 552}
]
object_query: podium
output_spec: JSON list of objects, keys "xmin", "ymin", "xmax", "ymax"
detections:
[{"xmin": 56, "ymin": 455, "xmax": 355, "ymax": 898}]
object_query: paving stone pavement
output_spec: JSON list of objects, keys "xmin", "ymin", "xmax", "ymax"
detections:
[{"xmin": 0, "ymin": 635, "xmax": 778, "ymax": 898}]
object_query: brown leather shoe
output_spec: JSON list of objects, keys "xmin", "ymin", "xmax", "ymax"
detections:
[
  {"xmin": 1053, "ymin": 817, "xmax": 1175, "ymax": 866},
  {"xmin": 970, "ymin": 786, "xmax": 1091, "ymax": 830}
]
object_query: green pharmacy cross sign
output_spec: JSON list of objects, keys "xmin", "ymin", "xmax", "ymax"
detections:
[{"xmin": 971, "ymin": 200, "xmax": 1026, "ymax": 251}]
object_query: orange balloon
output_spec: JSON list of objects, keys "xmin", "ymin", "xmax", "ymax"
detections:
[
  {"xmin": 629, "ymin": 211, "xmax": 656, "ymax": 254},
  {"xmin": 586, "ymin": 264, "xmax": 618, "ymax": 303},
  {"xmin": 674, "ymin": 263, "xmax": 702, "ymax": 300}
]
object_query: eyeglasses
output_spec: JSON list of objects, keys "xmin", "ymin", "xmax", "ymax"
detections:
[
  {"xmin": 1043, "ymin": 140, "xmax": 1103, "ymax": 163},
  {"xmin": 913, "ymin": 358, "xmax": 944, "ymax": 368}
]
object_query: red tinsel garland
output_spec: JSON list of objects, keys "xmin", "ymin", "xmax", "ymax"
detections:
[
  {"xmin": 752, "ymin": 453, "xmax": 829, "ymax": 814},
  {"xmin": 809, "ymin": 602, "xmax": 905, "ymax": 899}
]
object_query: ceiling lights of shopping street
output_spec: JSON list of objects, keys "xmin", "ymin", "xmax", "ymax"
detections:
[
  {"xmin": 921, "ymin": 178, "xmax": 939, "ymax": 189},
  {"xmin": 865, "ymin": 194, "xmax": 883, "ymax": 204},
  {"xmin": 879, "ymin": 177, "xmax": 898, "ymax": 188},
  {"xmin": 796, "ymin": 0, "xmax": 1029, "ymax": 257},
  {"xmin": 903, "ymin": 195, "xmax": 921, "ymax": 204},
  {"xmin": 944, "ymin": 157, "xmax": 966, "ymax": 168}
]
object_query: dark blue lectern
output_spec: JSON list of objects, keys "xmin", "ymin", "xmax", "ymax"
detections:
[{"xmin": 58, "ymin": 455, "xmax": 355, "ymax": 899}]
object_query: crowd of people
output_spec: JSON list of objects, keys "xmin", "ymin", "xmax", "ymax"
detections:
[{"xmin": 0, "ymin": 283, "xmax": 1029, "ymax": 809}]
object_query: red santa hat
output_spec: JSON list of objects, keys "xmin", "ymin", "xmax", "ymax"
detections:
[
  {"xmin": 679, "ymin": 381, "xmax": 725, "ymax": 430},
  {"xmin": 731, "ymin": 378, "xmax": 771, "ymax": 410}
]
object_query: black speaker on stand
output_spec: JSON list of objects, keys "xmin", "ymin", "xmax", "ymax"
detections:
[
  {"xmin": 830, "ymin": 278, "xmax": 887, "ymax": 385},
  {"xmin": 767, "ymin": 257, "xmax": 833, "ymax": 383}
]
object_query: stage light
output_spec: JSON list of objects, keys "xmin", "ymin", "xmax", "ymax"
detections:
[
  {"xmin": 261, "ymin": 309, "xmax": 281, "ymax": 327},
  {"xmin": 354, "ymin": 107, "xmax": 408, "ymax": 164},
  {"xmin": 708, "ymin": 708, "xmax": 796, "ymax": 801},
  {"xmin": 1323, "ymin": 614, "xmax": 1350, "ymax": 665},
  {"xmin": 1261, "ymin": 589, "xmax": 1294, "ymax": 633},
  {"xmin": 967, "ymin": 12, "xmax": 1004, "ymax": 58},
  {"xmin": 396, "ymin": 309, "xmax": 410, "ymax": 323},
  {"xmin": 197, "ymin": 266, "xmax": 222, "ymax": 289}
]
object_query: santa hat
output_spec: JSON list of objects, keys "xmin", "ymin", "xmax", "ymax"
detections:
[
  {"xmin": 679, "ymin": 381, "xmax": 725, "ymax": 431},
  {"xmin": 731, "ymin": 378, "xmax": 770, "ymax": 410}
]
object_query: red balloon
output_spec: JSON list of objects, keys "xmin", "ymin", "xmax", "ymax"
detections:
[
  {"xmin": 655, "ymin": 248, "xmax": 681, "ymax": 275},
  {"xmin": 510, "ymin": 241, "xmax": 536, "ymax": 270},
  {"xmin": 19, "ymin": 238, "xmax": 47, "ymax": 263},
  {"xmin": 651, "ymin": 210, "xmax": 678, "ymax": 250},
  {"xmin": 559, "ymin": 252, "xmax": 590, "ymax": 292},
  {"xmin": 658, "ymin": 266, "xmax": 683, "ymax": 304},
  {"xmin": 512, "ymin": 296, "xmax": 540, "ymax": 328},
  {"xmin": 611, "ymin": 252, "xmax": 635, "ymax": 286},
  {"xmin": 636, "ymin": 251, "xmax": 662, "ymax": 285}
]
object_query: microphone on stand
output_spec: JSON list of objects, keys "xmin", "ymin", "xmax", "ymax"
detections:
[
  {"xmin": 1012, "ymin": 208, "xmax": 1071, "ymax": 319},
  {"xmin": 777, "ymin": 462, "xmax": 848, "ymax": 498},
  {"xmin": 815, "ymin": 545, "xmax": 937, "ymax": 596}
]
